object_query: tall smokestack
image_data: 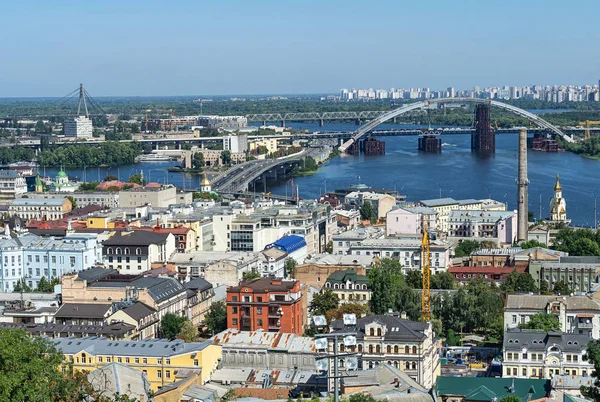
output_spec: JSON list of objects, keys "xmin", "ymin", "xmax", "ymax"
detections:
[{"xmin": 517, "ymin": 128, "xmax": 529, "ymax": 241}]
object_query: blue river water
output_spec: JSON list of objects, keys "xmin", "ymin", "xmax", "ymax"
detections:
[
  {"xmin": 267, "ymin": 122, "xmax": 600, "ymax": 227},
  {"xmin": 43, "ymin": 121, "xmax": 600, "ymax": 227}
]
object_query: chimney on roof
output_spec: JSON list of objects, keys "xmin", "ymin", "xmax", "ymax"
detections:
[{"xmin": 400, "ymin": 311, "xmax": 407, "ymax": 320}]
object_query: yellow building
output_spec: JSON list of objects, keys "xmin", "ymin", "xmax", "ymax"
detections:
[
  {"xmin": 249, "ymin": 138, "xmax": 278, "ymax": 154},
  {"xmin": 52, "ymin": 337, "xmax": 222, "ymax": 392},
  {"xmin": 86, "ymin": 216, "xmax": 115, "ymax": 229}
]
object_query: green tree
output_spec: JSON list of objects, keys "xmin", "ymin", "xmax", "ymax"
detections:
[
  {"xmin": 206, "ymin": 301, "xmax": 227, "ymax": 335},
  {"xmin": 36, "ymin": 276, "xmax": 54, "ymax": 292},
  {"xmin": 500, "ymin": 395, "xmax": 523, "ymax": 402},
  {"xmin": 13, "ymin": 279, "xmax": 32, "ymax": 293},
  {"xmin": 284, "ymin": 258, "xmax": 297, "ymax": 278},
  {"xmin": 348, "ymin": 394, "xmax": 378, "ymax": 402},
  {"xmin": 406, "ymin": 270, "xmax": 422, "ymax": 288},
  {"xmin": 582, "ymin": 340, "xmax": 600, "ymax": 401},
  {"xmin": 528, "ymin": 211, "xmax": 535, "ymax": 222},
  {"xmin": 552, "ymin": 228, "xmax": 600, "ymax": 256},
  {"xmin": 446, "ymin": 329, "xmax": 459, "ymax": 346},
  {"xmin": 553, "ymin": 280, "xmax": 572, "ymax": 295},
  {"xmin": 519, "ymin": 313, "xmax": 561, "ymax": 331},
  {"xmin": 66, "ymin": 195, "xmax": 77, "ymax": 209},
  {"xmin": 160, "ymin": 313, "xmax": 187, "ymax": 340},
  {"xmin": 35, "ymin": 120, "xmax": 47, "ymax": 133},
  {"xmin": 519, "ymin": 239, "xmax": 546, "ymax": 249},
  {"xmin": 431, "ymin": 272, "xmax": 455, "ymax": 289},
  {"xmin": 242, "ymin": 271, "xmax": 261, "ymax": 281},
  {"xmin": 104, "ymin": 174, "xmax": 118, "ymax": 182},
  {"xmin": 360, "ymin": 202, "xmax": 376, "ymax": 222},
  {"xmin": 192, "ymin": 152, "xmax": 205, "ymax": 170},
  {"xmin": 454, "ymin": 240, "xmax": 481, "ymax": 257},
  {"xmin": 368, "ymin": 259, "xmax": 421, "ymax": 319},
  {"xmin": 79, "ymin": 181, "xmax": 100, "ymax": 191},
  {"xmin": 309, "ymin": 289, "xmax": 339, "ymax": 317},
  {"xmin": 500, "ymin": 270, "xmax": 538, "ymax": 294},
  {"xmin": 220, "ymin": 150, "xmax": 232, "ymax": 166},
  {"xmin": 539, "ymin": 279, "xmax": 550, "ymax": 294},
  {"xmin": 128, "ymin": 173, "xmax": 146, "ymax": 186},
  {"xmin": 326, "ymin": 302, "xmax": 369, "ymax": 323},
  {"xmin": 178, "ymin": 319, "xmax": 198, "ymax": 342}
]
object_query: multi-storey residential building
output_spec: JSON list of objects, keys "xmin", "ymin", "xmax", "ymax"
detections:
[
  {"xmin": 504, "ymin": 294, "xmax": 600, "ymax": 339},
  {"xmin": 448, "ymin": 266, "xmax": 527, "ymax": 287},
  {"xmin": 447, "ymin": 210, "xmax": 517, "ymax": 245},
  {"xmin": 226, "ymin": 278, "xmax": 303, "ymax": 336},
  {"xmin": 417, "ymin": 198, "xmax": 480, "ymax": 233},
  {"xmin": 52, "ymin": 337, "xmax": 222, "ymax": 392},
  {"xmin": 212, "ymin": 329, "xmax": 317, "ymax": 371},
  {"xmin": 103, "ymin": 231, "xmax": 175, "ymax": 273},
  {"xmin": 503, "ymin": 329, "xmax": 593, "ymax": 378},
  {"xmin": 214, "ymin": 202, "xmax": 335, "ymax": 255},
  {"xmin": 528, "ymin": 256, "xmax": 600, "ymax": 293},
  {"xmin": 0, "ymin": 232, "xmax": 100, "ymax": 293},
  {"xmin": 9, "ymin": 197, "xmax": 72, "ymax": 220},
  {"xmin": 169, "ymin": 251, "xmax": 260, "ymax": 286},
  {"xmin": 327, "ymin": 314, "xmax": 440, "ymax": 389},
  {"xmin": 119, "ymin": 184, "xmax": 191, "ymax": 208},
  {"xmin": 332, "ymin": 227, "xmax": 384, "ymax": 255},
  {"xmin": 386, "ymin": 206, "xmax": 437, "ymax": 236},
  {"xmin": 107, "ymin": 301, "xmax": 159, "ymax": 340},
  {"xmin": 64, "ymin": 116, "xmax": 93, "ymax": 138},
  {"xmin": 324, "ymin": 269, "xmax": 370, "ymax": 305},
  {"xmin": 223, "ymin": 133, "xmax": 248, "ymax": 153},
  {"xmin": 0, "ymin": 170, "xmax": 27, "ymax": 201},
  {"xmin": 135, "ymin": 225, "xmax": 195, "ymax": 253},
  {"xmin": 345, "ymin": 237, "xmax": 452, "ymax": 274},
  {"xmin": 25, "ymin": 191, "xmax": 119, "ymax": 209},
  {"xmin": 61, "ymin": 268, "xmax": 189, "ymax": 321},
  {"xmin": 183, "ymin": 278, "xmax": 215, "ymax": 327},
  {"xmin": 345, "ymin": 191, "xmax": 396, "ymax": 220}
]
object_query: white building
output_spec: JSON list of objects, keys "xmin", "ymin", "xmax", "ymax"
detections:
[
  {"xmin": 64, "ymin": 116, "xmax": 93, "ymax": 138},
  {"xmin": 0, "ymin": 170, "xmax": 27, "ymax": 201},
  {"xmin": 447, "ymin": 209, "xmax": 517, "ymax": 245},
  {"xmin": 504, "ymin": 294, "xmax": 600, "ymax": 339},
  {"xmin": 550, "ymin": 175, "xmax": 567, "ymax": 222},
  {"xmin": 223, "ymin": 133, "xmax": 248, "ymax": 153},
  {"xmin": 0, "ymin": 232, "xmax": 100, "ymax": 293},
  {"xmin": 386, "ymin": 206, "xmax": 438, "ymax": 236},
  {"xmin": 102, "ymin": 231, "xmax": 176, "ymax": 274}
]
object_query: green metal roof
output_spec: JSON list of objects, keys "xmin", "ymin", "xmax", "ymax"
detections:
[
  {"xmin": 435, "ymin": 377, "xmax": 550, "ymax": 402},
  {"xmin": 325, "ymin": 269, "xmax": 369, "ymax": 285}
]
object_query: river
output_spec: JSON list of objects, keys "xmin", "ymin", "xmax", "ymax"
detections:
[
  {"xmin": 45, "ymin": 121, "xmax": 599, "ymax": 227},
  {"xmin": 267, "ymin": 122, "xmax": 600, "ymax": 227}
]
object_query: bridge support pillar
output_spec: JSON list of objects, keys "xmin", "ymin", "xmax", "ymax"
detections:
[
  {"xmin": 263, "ymin": 120, "xmax": 267, "ymax": 127},
  {"xmin": 319, "ymin": 119, "xmax": 324, "ymax": 127},
  {"xmin": 281, "ymin": 120, "xmax": 286, "ymax": 128},
  {"xmin": 393, "ymin": 117, "xmax": 397, "ymax": 123},
  {"xmin": 355, "ymin": 119, "xmax": 361, "ymax": 125}
]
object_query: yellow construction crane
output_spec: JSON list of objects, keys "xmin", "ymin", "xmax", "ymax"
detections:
[
  {"xmin": 579, "ymin": 121, "xmax": 600, "ymax": 140},
  {"xmin": 421, "ymin": 221, "xmax": 431, "ymax": 322}
]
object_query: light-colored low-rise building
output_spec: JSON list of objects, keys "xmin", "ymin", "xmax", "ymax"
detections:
[
  {"xmin": 9, "ymin": 197, "xmax": 72, "ymax": 220},
  {"xmin": 102, "ymin": 231, "xmax": 176, "ymax": 274},
  {"xmin": 324, "ymin": 269, "xmax": 370, "ymax": 304},
  {"xmin": 503, "ymin": 329, "xmax": 593, "ymax": 378},
  {"xmin": 504, "ymin": 294, "xmax": 600, "ymax": 339},
  {"xmin": 25, "ymin": 191, "xmax": 119, "ymax": 209},
  {"xmin": 386, "ymin": 206, "xmax": 437, "ymax": 236},
  {"xmin": 0, "ymin": 170, "xmax": 27, "ymax": 201},
  {"xmin": 447, "ymin": 209, "xmax": 517, "ymax": 245},
  {"xmin": 345, "ymin": 191, "xmax": 396, "ymax": 220}
]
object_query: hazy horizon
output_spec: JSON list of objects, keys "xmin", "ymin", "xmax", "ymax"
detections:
[{"xmin": 2, "ymin": 0, "xmax": 599, "ymax": 97}]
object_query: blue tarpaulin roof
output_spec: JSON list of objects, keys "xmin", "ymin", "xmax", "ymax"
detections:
[{"xmin": 265, "ymin": 235, "xmax": 306, "ymax": 253}]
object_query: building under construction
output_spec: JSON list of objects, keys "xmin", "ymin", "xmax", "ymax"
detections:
[
  {"xmin": 472, "ymin": 104, "xmax": 495, "ymax": 153},
  {"xmin": 528, "ymin": 132, "xmax": 560, "ymax": 152},
  {"xmin": 418, "ymin": 134, "xmax": 442, "ymax": 153},
  {"xmin": 347, "ymin": 137, "xmax": 386, "ymax": 155}
]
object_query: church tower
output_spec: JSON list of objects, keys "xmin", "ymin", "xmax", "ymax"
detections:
[
  {"xmin": 200, "ymin": 173, "xmax": 211, "ymax": 192},
  {"xmin": 35, "ymin": 173, "xmax": 43, "ymax": 193},
  {"xmin": 549, "ymin": 174, "xmax": 567, "ymax": 222}
]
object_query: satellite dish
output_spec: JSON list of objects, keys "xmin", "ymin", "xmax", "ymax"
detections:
[
  {"xmin": 313, "ymin": 316, "xmax": 327, "ymax": 327},
  {"xmin": 343, "ymin": 314, "xmax": 357, "ymax": 326},
  {"xmin": 343, "ymin": 335, "xmax": 357, "ymax": 346},
  {"xmin": 346, "ymin": 357, "xmax": 358, "ymax": 370},
  {"xmin": 316, "ymin": 359, "xmax": 329, "ymax": 371},
  {"xmin": 315, "ymin": 338, "xmax": 328, "ymax": 350}
]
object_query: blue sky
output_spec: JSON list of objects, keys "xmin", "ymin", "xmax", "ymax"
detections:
[{"xmin": 1, "ymin": 0, "xmax": 599, "ymax": 96}]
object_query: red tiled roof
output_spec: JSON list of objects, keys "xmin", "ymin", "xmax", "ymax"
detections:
[{"xmin": 144, "ymin": 182, "xmax": 162, "ymax": 188}]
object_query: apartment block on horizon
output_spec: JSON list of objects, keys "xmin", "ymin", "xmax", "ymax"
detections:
[{"xmin": 226, "ymin": 277, "xmax": 303, "ymax": 336}]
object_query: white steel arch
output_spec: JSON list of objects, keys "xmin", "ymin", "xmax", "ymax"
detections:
[{"xmin": 339, "ymin": 97, "xmax": 573, "ymax": 152}]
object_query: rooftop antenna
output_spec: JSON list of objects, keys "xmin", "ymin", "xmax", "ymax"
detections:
[
  {"xmin": 76, "ymin": 83, "xmax": 89, "ymax": 117},
  {"xmin": 508, "ymin": 378, "xmax": 515, "ymax": 393}
]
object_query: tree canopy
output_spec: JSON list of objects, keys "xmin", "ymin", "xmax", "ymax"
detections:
[
  {"xmin": 454, "ymin": 240, "xmax": 482, "ymax": 257},
  {"xmin": 360, "ymin": 202, "xmax": 376, "ymax": 222},
  {"xmin": 519, "ymin": 313, "xmax": 561, "ymax": 331},
  {"xmin": 368, "ymin": 258, "xmax": 421, "ymax": 320},
  {"xmin": 552, "ymin": 228, "xmax": 600, "ymax": 256},
  {"xmin": 582, "ymin": 340, "xmax": 600, "ymax": 401},
  {"xmin": 205, "ymin": 301, "xmax": 227, "ymax": 335},
  {"xmin": 309, "ymin": 289, "xmax": 339, "ymax": 317},
  {"xmin": 160, "ymin": 313, "xmax": 187, "ymax": 340},
  {"xmin": 500, "ymin": 270, "xmax": 538, "ymax": 294}
]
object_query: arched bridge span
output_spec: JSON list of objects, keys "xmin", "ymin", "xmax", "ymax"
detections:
[{"xmin": 339, "ymin": 97, "xmax": 573, "ymax": 152}]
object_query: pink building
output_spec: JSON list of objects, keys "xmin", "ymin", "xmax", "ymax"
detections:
[{"xmin": 386, "ymin": 206, "xmax": 438, "ymax": 236}]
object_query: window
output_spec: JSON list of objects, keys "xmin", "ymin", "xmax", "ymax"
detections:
[
  {"xmin": 165, "ymin": 370, "xmax": 171, "ymax": 379},
  {"xmin": 405, "ymin": 346, "xmax": 410, "ymax": 354},
  {"xmin": 124, "ymin": 248, "xmax": 130, "ymax": 255},
  {"xmin": 369, "ymin": 328, "xmax": 375, "ymax": 336},
  {"xmin": 125, "ymin": 357, "xmax": 130, "ymax": 363},
  {"xmin": 394, "ymin": 346, "xmax": 398, "ymax": 353},
  {"xmin": 412, "ymin": 346, "xmax": 417, "ymax": 354},
  {"xmin": 231, "ymin": 306, "xmax": 237, "ymax": 314},
  {"xmin": 143, "ymin": 358, "xmax": 147, "ymax": 364},
  {"xmin": 51, "ymin": 256, "xmax": 56, "ymax": 264},
  {"xmin": 194, "ymin": 359, "xmax": 199, "ymax": 366},
  {"xmin": 70, "ymin": 257, "xmax": 75, "ymax": 265},
  {"xmin": 27, "ymin": 255, "xmax": 32, "ymax": 263},
  {"xmin": 257, "ymin": 307, "xmax": 262, "ymax": 314},
  {"xmin": 118, "ymin": 357, "xmax": 122, "ymax": 363},
  {"xmin": 157, "ymin": 371, "xmax": 162, "ymax": 378},
  {"xmin": 98, "ymin": 356, "xmax": 103, "ymax": 363},
  {"xmin": 166, "ymin": 359, "xmax": 170, "ymax": 365},
  {"xmin": 232, "ymin": 296, "xmax": 238, "ymax": 302},
  {"xmin": 44, "ymin": 256, "xmax": 48, "ymax": 263},
  {"xmin": 257, "ymin": 319, "xmax": 263, "ymax": 326},
  {"xmin": 369, "ymin": 345, "xmax": 374, "ymax": 353},
  {"xmin": 36, "ymin": 255, "xmax": 40, "ymax": 263},
  {"xmin": 232, "ymin": 318, "xmax": 238, "ymax": 325},
  {"xmin": 377, "ymin": 328, "xmax": 382, "ymax": 336},
  {"xmin": 136, "ymin": 248, "xmax": 141, "ymax": 255},
  {"xmin": 387, "ymin": 345, "xmax": 391, "ymax": 353},
  {"xmin": 523, "ymin": 367, "xmax": 527, "ymax": 376},
  {"xmin": 522, "ymin": 352, "xmax": 527, "ymax": 359}
]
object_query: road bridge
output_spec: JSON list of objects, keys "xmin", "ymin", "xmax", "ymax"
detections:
[{"xmin": 339, "ymin": 98, "xmax": 574, "ymax": 152}]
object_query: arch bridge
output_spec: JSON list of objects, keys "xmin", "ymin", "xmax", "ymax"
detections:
[{"xmin": 338, "ymin": 97, "xmax": 574, "ymax": 152}]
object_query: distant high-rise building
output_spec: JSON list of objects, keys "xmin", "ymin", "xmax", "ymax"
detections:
[
  {"xmin": 223, "ymin": 133, "xmax": 248, "ymax": 153},
  {"xmin": 447, "ymin": 87, "xmax": 455, "ymax": 98},
  {"xmin": 64, "ymin": 116, "xmax": 93, "ymax": 138}
]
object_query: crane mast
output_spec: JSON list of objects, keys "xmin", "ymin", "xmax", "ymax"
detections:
[{"xmin": 421, "ymin": 220, "xmax": 431, "ymax": 321}]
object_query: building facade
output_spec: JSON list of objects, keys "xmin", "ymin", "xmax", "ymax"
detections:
[
  {"xmin": 9, "ymin": 198, "xmax": 72, "ymax": 220},
  {"xmin": 504, "ymin": 294, "xmax": 600, "ymax": 339},
  {"xmin": 549, "ymin": 175, "xmax": 567, "ymax": 222},
  {"xmin": 0, "ymin": 170, "xmax": 27, "ymax": 201},
  {"xmin": 52, "ymin": 337, "xmax": 222, "ymax": 392},
  {"xmin": 386, "ymin": 207, "xmax": 437, "ymax": 236},
  {"xmin": 102, "ymin": 231, "xmax": 175, "ymax": 273},
  {"xmin": 328, "ymin": 314, "xmax": 440, "ymax": 389},
  {"xmin": 323, "ymin": 269, "xmax": 370, "ymax": 304},
  {"xmin": 64, "ymin": 116, "xmax": 93, "ymax": 138},
  {"xmin": 226, "ymin": 278, "xmax": 303, "ymax": 336},
  {"xmin": 223, "ymin": 133, "xmax": 248, "ymax": 153},
  {"xmin": 503, "ymin": 329, "xmax": 593, "ymax": 378},
  {"xmin": 447, "ymin": 210, "xmax": 517, "ymax": 245}
]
